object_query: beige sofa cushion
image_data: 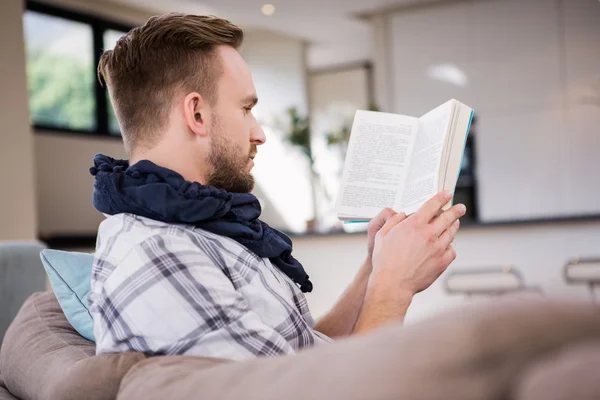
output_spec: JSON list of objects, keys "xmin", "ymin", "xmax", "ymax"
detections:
[
  {"xmin": 0, "ymin": 374, "xmax": 18, "ymax": 400},
  {"xmin": 0, "ymin": 292, "xmax": 145, "ymax": 400},
  {"xmin": 118, "ymin": 298, "xmax": 600, "ymax": 400},
  {"xmin": 515, "ymin": 340, "xmax": 600, "ymax": 400}
]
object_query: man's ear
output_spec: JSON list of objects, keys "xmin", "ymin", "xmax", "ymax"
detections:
[{"xmin": 183, "ymin": 92, "xmax": 209, "ymax": 137}]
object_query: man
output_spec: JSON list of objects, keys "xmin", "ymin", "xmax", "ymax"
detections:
[{"xmin": 88, "ymin": 13, "xmax": 466, "ymax": 361}]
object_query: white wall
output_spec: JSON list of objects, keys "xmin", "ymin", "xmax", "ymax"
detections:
[
  {"xmin": 379, "ymin": 0, "xmax": 600, "ymax": 223},
  {"xmin": 297, "ymin": 219, "xmax": 600, "ymax": 323},
  {"xmin": 0, "ymin": 0, "xmax": 38, "ymax": 240}
]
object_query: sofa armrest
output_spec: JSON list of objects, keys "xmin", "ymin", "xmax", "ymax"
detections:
[
  {"xmin": 0, "ymin": 240, "xmax": 48, "ymax": 345},
  {"xmin": 0, "ymin": 374, "xmax": 18, "ymax": 400},
  {"xmin": 118, "ymin": 298, "xmax": 600, "ymax": 400}
]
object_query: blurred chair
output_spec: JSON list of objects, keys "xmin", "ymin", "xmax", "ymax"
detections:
[
  {"xmin": 444, "ymin": 266, "xmax": 540, "ymax": 299},
  {"xmin": 564, "ymin": 257, "xmax": 600, "ymax": 303},
  {"xmin": 0, "ymin": 241, "xmax": 48, "ymax": 345}
]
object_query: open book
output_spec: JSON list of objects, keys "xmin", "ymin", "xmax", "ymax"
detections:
[{"xmin": 335, "ymin": 99, "xmax": 474, "ymax": 221}]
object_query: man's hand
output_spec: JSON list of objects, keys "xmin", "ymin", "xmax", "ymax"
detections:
[
  {"xmin": 353, "ymin": 191, "xmax": 466, "ymax": 334},
  {"xmin": 367, "ymin": 208, "xmax": 406, "ymax": 258},
  {"xmin": 314, "ymin": 208, "xmax": 408, "ymax": 338},
  {"xmin": 371, "ymin": 191, "xmax": 465, "ymax": 295}
]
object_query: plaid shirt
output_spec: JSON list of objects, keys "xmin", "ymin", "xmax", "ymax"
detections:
[{"xmin": 89, "ymin": 213, "xmax": 331, "ymax": 361}]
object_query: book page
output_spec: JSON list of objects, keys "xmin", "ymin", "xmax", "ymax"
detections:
[
  {"xmin": 440, "ymin": 105, "xmax": 459, "ymax": 184},
  {"xmin": 336, "ymin": 110, "xmax": 419, "ymax": 220},
  {"xmin": 397, "ymin": 100, "xmax": 453, "ymax": 215},
  {"xmin": 442, "ymin": 102, "xmax": 473, "ymax": 193}
]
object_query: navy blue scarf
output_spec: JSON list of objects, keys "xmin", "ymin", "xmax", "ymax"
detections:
[{"xmin": 89, "ymin": 153, "xmax": 313, "ymax": 293}]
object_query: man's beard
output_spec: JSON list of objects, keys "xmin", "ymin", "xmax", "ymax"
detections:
[{"xmin": 206, "ymin": 116, "xmax": 256, "ymax": 193}]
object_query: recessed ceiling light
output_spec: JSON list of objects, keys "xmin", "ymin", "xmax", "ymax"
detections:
[
  {"xmin": 261, "ymin": 4, "xmax": 275, "ymax": 16},
  {"xmin": 427, "ymin": 63, "xmax": 468, "ymax": 87}
]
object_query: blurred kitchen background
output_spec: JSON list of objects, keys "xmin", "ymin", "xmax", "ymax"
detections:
[{"xmin": 1, "ymin": 0, "xmax": 599, "ymax": 323}]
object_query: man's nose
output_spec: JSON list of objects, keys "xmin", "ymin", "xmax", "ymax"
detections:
[{"xmin": 250, "ymin": 117, "xmax": 266, "ymax": 145}]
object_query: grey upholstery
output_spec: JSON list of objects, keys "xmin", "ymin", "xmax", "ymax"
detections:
[
  {"xmin": 0, "ymin": 241, "xmax": 47, "ymax": 345},
  {"xmin": 0, "ymin": 373, "xmax": 18, "ymax": 400}
]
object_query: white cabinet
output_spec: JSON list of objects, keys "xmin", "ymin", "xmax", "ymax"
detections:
[
  {"xmin": 390, "ymin": 0, "xmax": 563, "ymax": 117},
  {"xmin": 390, "ymin": 2, "xmax": 473, "ymax": 117},
  {"xmin": 563, "ymin": 0, "xmax": 600, "ymax": 109},
  {"xmin": 562, "ymin": 0, "xmax": 600, "ymax": 215},
  {"xmin": 476, "ymin": 109, "xmax": 568, "ymax": 222},
  {"xmin": 563, "ymin": 107, "xmax": 600, "ymax": 215},
  {"xmin": 469, "ymin": 0, "xmax": 563, "ymax": 116},
  {"xmin": 466, "ymin": 0, "xmax": 567, "ymax": 221},
  {"xmin": 387, "ymin": 0, "xmax": 600, "ymax": 221}
]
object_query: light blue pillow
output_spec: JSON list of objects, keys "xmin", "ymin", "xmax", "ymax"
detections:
[{"xmin": 40, "ymin": 249, "xmax": 95, "ymax": 342}]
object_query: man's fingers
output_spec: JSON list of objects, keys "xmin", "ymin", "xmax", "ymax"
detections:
[
  {"xmin": 378, "ymin": 211, "xmax": 407, "ymax": 236},
  {"xmin": 432, "ymin": 203, "xmax": 467, "ymax": 236},
  {"xmin": 414, "ymin": 191, "xmax": 453, "ymax": 224},
  {"xmin": 441, "ymin": 245, "xmax": 457, "ymax": 270},
  {"xmin": 367, "ymin": 208, "xmax": 399, "ymax": 255},
  {"xmin": 438, "ymin": 219, "xmax": 460, "ymax": 250},
  {"xmin": 368, "ymin": 208, "xmax": 396, "ymax": 233}
]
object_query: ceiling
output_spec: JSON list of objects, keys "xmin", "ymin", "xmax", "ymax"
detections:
[{"xmin": 104, "ymin": 0, "xmax": 444, "ymax": 69}]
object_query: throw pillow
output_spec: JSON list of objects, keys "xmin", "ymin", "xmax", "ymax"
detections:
[{"xmin": 40, "ymin": 249, "xmax": 95, "ymax": 342}]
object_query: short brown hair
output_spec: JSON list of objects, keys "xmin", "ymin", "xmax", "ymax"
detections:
[{"xmin": 98, "ymin": 13, "xmax": 243, "ymax": 153}]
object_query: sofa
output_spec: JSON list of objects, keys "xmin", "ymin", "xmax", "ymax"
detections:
[
  {"xmin": 2, "ymin": 249, "xmax": 600, "ymax": 399},
  {"xmin": 0, "ymin": 241, "xmax": 47, "ymax": 345}
]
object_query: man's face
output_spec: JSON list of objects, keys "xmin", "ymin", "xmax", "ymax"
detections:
[{"xmin": 204, "ymin": 46, "xmax": 265, "ymax": 193}]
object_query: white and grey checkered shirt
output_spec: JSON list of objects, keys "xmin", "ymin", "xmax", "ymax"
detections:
[{"xmin": 89, "ymin": 213, "xmax": 331, "ymax": 361}]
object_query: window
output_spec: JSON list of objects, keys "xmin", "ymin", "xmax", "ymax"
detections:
[
  {"xmin": 23, "ymin": 11, "xmax": 95, "ymax": 131},
  {"xmin": 22, "ymin": 1, "xmax": 133, "ymax": 137}
]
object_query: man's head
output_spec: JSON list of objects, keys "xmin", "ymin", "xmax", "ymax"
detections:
[{"xmin": 98, "ymin": 13, "xmax": 265, "ymax": 193}]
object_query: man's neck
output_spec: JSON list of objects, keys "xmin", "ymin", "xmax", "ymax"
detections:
[{"xmin": 130, "ymin": 145, "xmax": 208, "ymax": 185}]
